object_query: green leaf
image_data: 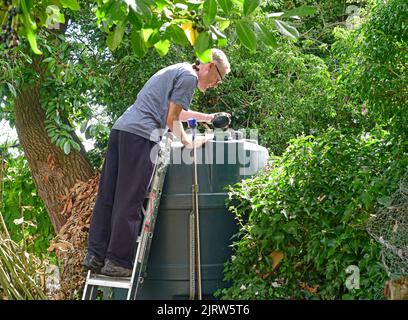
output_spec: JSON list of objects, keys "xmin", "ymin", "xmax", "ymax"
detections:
[
  {"xmin": 217, "ymin": 38, "xmax": 228, "ymax": 47},
  {"xmin": 243, "ymin": 0, "xmax": 260, "ymax": 16},
  {"xmin": 72, "ymin": 141, "xmax": 81, "ymax": 152},
  {"xmin": 147, "ymin": 29, "xmax": 161, "ymax": 46},
  {"xmin": 194, "ymin": 32, "xmax": 211, "ymax": 54},
  {"xmin": 80, "ymin": 122, "xmax": 87, "ymax": 133},
  {"xmin": 41, "ymin": 57, "xmax": 54, "ymax": 64},
  {"xmin": 168, "ymin": 25, "xmax": 189, "ymax": 46},
  {"xmin": 217, "ymin": 0, "xmax": 233, "ymax": 13},
  {"xmin": 142, "ymin": 28, "xmax": 154, "ymax": 42},
  {"xmin": 131, "ymin": 28, "xmax": 147, "ymax": 58},
  {"xmin": 21, "ymin": 0, "xmax": 36, "ymax": 30},
  {"xmin": 253, "ymin": 22, "xmax": 277, "ymax": 48},
  {"xmin": 155, "ymin": 0, "xmax": 172, "ymax": 11},
  {"xmin": 107, "ymin": 1, "xmax": 127, "ymax": 21},
  {"xmin": 7, "ymin": 83, "xmax": 17, "ymax": 98},
  {"xmin": 63, "ymin": 141, "xmax": 71, "ymax": 155},
  {"xmin": 377, "ymin": 196, "xmax": 392, "ymax": 207},
  {"xmin": 210, "ymin": 25, "xmax": 226, "ymax": 39},
  {"xmin": 125, "ymin": 0, "xmax": 137, "ymax": 11},
  {"xmin": 281, "ymin": 6, "xmax": 317, "ymax": 18},
  {"xmin": 154, "ymin": 39, "xmax": 170, "ymax": 56},
  {"xmin": 26, "ymin": 30, "xmax": 43, "ymax": 55},
  {"xmin": 128, "ymin": 10, "xmax": 143, "ymax": 29},
  {"xmin": 107, "ymin": 22, "xmax": 126, "ymax": 51},
  {"xmin": 135, "ymin": 0, "xmax": 152, "ymax": 21},
  {"xmin": 60, "ymin": 0, "xmax": 80, "ymax": 10},
  {"xmin": 236, "ymin": 21, "xmax": 256, "ymax": 52},
  {"xmin": 203, "ymin": 0, "xmax": 217, "ymax": 27},
  {"xmin": 196, "ymin": 48, "xmax": 212, "ymax": 63},
  {"xmin": 218, "ymin": 20, "xmax": 231, "ymax": 31},
  {"xmin": 273, "ymin": 19, "xmax": 299, "ymax": 39}
]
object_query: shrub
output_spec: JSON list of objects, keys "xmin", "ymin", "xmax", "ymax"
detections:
[
  {"xmin": 218, "ymin": 127, "xmax": 408, "ymax": 299},
  {"xmin": 0, "ymin": 146, "xmax": 54, "ymax": 257},
  {"xmin": 198, "ymin": 44, "xmax": 342, "ymax": 155}
]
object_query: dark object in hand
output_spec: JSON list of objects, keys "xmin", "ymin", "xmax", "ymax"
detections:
[{"xmin": 211, "ymin": 112, "xmax": 231, "ymax": 129}]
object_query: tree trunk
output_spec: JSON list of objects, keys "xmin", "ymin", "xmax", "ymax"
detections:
[{"xmin": 14, "ymin": 84, "xmax": 94, "ymax": 233}]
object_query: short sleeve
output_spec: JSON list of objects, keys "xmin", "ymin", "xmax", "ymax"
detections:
[{"xmin": 169, "ymin": 74, "xmax": 197, "ymax": 110}]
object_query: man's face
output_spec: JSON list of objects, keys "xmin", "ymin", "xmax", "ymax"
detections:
[{"xmin": 197, "ymin": 62, "xmax": 224, "ymax": 93}]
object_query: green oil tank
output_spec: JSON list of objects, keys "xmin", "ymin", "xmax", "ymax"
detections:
[{"xmin": 135, "ymin": 129, "xmax": 269, "ymax": 299}]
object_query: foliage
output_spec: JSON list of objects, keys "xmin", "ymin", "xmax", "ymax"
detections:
[
  {"xmin": 331, "ymin": 0, "xmax": 408, "ymax": 136},
  {"xmin": 218, "ymin": 127, "xmax": 408, "ymax": 300},
  {"xmin": 198, "ymin": 42, "xmax": 343, "ymax": 155},
  {"xmin": 0, "ymin": 218, "xmax": 48, "ymax": 299},
  {"xmin": 0, "ymin": 0, "xmax": 318, "ymax": 60},
  {"xmin": 0, "ymin": 144, "xmax": 54, "ymax": 257}
]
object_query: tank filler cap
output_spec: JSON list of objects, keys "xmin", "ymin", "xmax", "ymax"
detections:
[{"xmin": 211, "ymin": 112, "xmax": 231, "ymax": 129}]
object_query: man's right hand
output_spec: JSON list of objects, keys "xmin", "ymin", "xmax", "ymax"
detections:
[{"xmin": 185, "ymin": 136, "xmax": 209, "ymax": 149}]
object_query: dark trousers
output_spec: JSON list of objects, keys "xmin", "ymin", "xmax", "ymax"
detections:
[{"xmin": 88, "ymin": 129, "xmax": 157, "ymax": 268}]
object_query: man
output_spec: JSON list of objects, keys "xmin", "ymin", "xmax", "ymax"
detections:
[{"xmin": 83, "ymin": 49, "xmax": 231, "ymax": 277}]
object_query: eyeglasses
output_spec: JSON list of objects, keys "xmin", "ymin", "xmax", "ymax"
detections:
[{"xmin": 214, "ymin": 64, "xmax": 223, "ymax": 84}]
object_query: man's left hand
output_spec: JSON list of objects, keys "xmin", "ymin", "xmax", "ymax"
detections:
[{"xmin": 206, "ymin": 112, "xmax": 231, "ymax": 123}]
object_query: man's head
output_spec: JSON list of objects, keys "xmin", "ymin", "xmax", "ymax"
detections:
[{"xmin": 194, "ymin": 49, "xmax": 231, "ymax": 93}]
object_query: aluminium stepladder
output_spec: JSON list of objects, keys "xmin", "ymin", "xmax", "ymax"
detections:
[{"xmin": 82, "ymin": 135, "xmax": 172, "ymax": 300}]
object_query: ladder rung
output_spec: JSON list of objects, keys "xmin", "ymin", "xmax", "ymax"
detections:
[{"xmin": 87, "ymin": 275, "xmax": 132, "ymax": 289}]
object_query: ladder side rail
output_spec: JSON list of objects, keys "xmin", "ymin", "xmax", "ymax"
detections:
[{"xmin": 128, "ymin": 136, "xmax": 171, "ymax": 299}]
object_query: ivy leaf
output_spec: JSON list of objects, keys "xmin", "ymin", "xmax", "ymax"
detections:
[
  {"xmin": 60, "ymin": 0, "xmax": 80, "ymax": 10},
  {"xmin": 236, "ymin": 21, "xmax": 257, "ymax": 52},
  {"xmin": 273, "ymin": 19, "xmax": 299, "ymax": 39},
  {"xmin": 217, "ymin": 0, "xmax": 233, "ymax": 13},
  {"xmin": 203, "ymin": 0, "xmax": 217, "ymax": 27},
  {"xmin": 243, "ymin": 0, "xmax": 260, "ymax": 16}
]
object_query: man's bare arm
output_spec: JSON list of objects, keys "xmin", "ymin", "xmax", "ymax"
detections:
[
  {"xmin": 179, "ymin": 109, "xmax": 213, "ymax": 122},
  {"xmin": 167, "ymin": 102, "xmax": 209, "ymax": 149},
  {"xmin": 167, "ymin": 102, "xmax": 191, "ymax": 146}
]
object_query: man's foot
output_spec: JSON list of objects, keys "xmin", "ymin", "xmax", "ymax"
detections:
[
  {"xmin": 83, "ymin": 253, "xmax": 104, "ymax": 273},
  {"xmin": 100, "ymin": 259, "xmax": 132, "ymax": 277}
]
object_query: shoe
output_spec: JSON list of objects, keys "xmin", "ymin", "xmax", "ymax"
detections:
[
  {"xmin": 83, "ymin": 253, "xmax": 104, "ymax": 273},
  {"xmin": 100, "ymin": 259, "xmax": 132, "ymax": 277}
]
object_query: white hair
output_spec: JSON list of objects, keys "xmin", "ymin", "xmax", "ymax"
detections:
[{"xmin": 212, "ymin": 48, "xmax": 231, "ymax": 76}]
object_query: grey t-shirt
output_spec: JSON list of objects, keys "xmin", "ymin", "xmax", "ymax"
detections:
[{"xmin": 112, "ymin": 62, "xmax": 198, "ymax": 142}]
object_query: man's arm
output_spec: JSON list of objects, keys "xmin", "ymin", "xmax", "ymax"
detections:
[
  {"xmin": 179, "ymin": 110, "xmax": 213, "ymax": 122},
  {"xmin": 167, "ymin": 102, "xmax": 208, "ymax": 148},
  {"xmin": 167, "ymin": 102, "xmax": 191, "ymax": 146}
]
